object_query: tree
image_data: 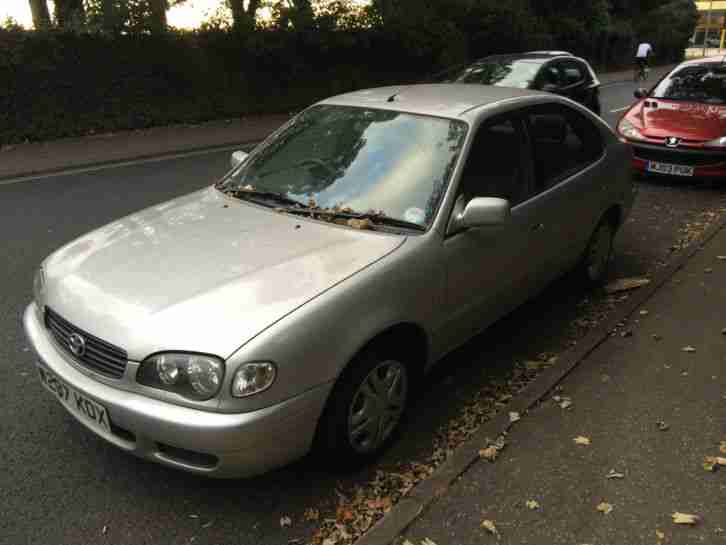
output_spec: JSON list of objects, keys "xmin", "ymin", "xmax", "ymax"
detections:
[
  {"xmin": 227, "ymin": 0, "xmax": 262, "ymax": 32},
  {"xmin": 28, "ymin": 0, "xmax": 51, "ymax": 30},
  {"xmin": 54, "ymin": 0, "xmax": 86, "ymax": 29},
  {"xmin": 147, "ymin": 0, "xmax": 169, "ymax": 32}
]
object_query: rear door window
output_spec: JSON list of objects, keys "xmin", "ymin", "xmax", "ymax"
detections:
[{"xmin": 525, "ymin": 104, "xmax": 604, "ymax": 193}]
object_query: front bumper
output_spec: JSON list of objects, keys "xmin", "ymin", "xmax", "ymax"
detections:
[
  {"xmin": 23, "ymin": 303, "xmax": 332, "ymax": 478},
  {"xmin": 631, "ymin": 143, "xmax": 726, "ymax": 178}
]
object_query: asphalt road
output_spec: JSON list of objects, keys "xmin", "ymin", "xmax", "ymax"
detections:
[{"xmin": 2, "ymin": 80, "xmax": 725, "ymax": 545}]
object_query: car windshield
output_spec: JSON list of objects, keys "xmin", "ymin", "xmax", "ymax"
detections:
[
  {"xmin": 217, "ymin": 105, "xmax": 468, "ymax": 229},
  {"xmin": 650, "ymin": 64, "xmax": 726, "ymax": 104},
  {"xmin": 442, "ymin": 59, "xmax": 542, "ymax": 89}
]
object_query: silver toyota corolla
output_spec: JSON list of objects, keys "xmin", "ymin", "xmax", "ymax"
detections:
[{"xmin": 24, "ymin": 85, "xmax": 636, "ymax": 478}]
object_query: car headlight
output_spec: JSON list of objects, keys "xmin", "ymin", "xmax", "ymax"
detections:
[
  {"xmin": 137, "ymin": 353, "xmax": 224, "ymax": 401},
  {"xmin": 704, "ymin": 136, "xmax": 726, "ymax": 148},
  {"xmin": 617, "ymin": 118, "xmax": 646, "ymax": 141},
  {"xmin": 231, "ymin": 362, "xmax": 277, "ymax": 398},
  {"xmin": 33, "ymin": 265, "xmax": 46, "ymax": 303}
]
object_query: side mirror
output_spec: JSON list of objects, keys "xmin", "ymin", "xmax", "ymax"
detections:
[
  {"xmin": 230, "ymin": 150, "xmax": 249, "ymax": 170},
  {"xmin": 460, "ymin": 197, "xmax": 511, "ymax": 229},
  {"xmin": 634, "ymin": 88, "xmax": 648, "ymax": 99}
]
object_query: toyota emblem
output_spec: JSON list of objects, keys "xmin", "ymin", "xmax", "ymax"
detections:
[
  {"xmin": 665, "ymin": 137, "xmax": 681, "ymax": 148},
  {"xmin": 68, "ymin": 333, "xmax": 86, "ymax": 357}
]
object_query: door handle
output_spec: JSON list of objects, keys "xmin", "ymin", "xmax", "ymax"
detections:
[{"xmin": 531, "ymin": 223, "xmax": 545, "ymax": 232}]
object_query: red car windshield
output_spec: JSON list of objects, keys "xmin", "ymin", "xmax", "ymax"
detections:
[{"xmin": 651, "ymin": 64, "xmax": 726, "ymax": 104}]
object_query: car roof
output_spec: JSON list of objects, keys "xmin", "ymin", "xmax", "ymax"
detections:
[
  {"xmin": 475, "ymin": 51, "xmax": 575, "ymax": 64},
  {"xmin": 675, "ymin": 56, "xmax": 726, "ymax": 68},
  {"xmin": 319, "ymin": 84, "xmax": 549, "ymax": 119}
]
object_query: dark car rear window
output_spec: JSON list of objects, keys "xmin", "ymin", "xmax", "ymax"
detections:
[{"xmin": 441, "ymin": 59, "xmax": 544, "ymax": 89}]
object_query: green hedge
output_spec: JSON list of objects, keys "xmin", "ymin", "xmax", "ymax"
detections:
[{"xmin": 0, "ymin": 7, "xmax": 692, "ymax": 144}]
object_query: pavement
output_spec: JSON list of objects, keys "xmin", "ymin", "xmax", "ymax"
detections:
[
  {"xmin": 396, "ymin": 220, "xmax": 726, "ymax": 545},
  {"xmin": 0, "ymin": 64, "xmax": 674, "ymax": 183}
]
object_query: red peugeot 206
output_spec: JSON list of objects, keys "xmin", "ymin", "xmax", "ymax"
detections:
[{"xmin": 618, "ymin": 57, "xmax": 726, "ymax": 180}]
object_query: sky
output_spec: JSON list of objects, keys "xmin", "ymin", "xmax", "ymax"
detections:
[{"xmin": 1, "ymin": 0, "xmax": 223, "ymax": 29}]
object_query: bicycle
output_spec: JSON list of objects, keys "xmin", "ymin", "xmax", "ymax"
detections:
[{"xmin": 634, "ymin": 60, "xmax": 649, "ymax": 82}]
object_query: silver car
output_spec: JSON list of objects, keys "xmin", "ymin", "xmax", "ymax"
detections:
[{"xmin": 24, "ymin": 85, "xmax": 635, "ymax": 478}]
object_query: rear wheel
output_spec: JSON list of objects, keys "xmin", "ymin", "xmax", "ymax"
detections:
[
  {"xmin": 577, "ymin": 217, "xmax": 615, "ymax": 286},
  {"xmin": 315, "ymin": 344, "xmax": 410, "ymax": 470}
]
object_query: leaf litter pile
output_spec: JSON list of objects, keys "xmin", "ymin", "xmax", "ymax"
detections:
[{"xmin": 301, "ymin": 206, "xmax": 726, "ymax": 545}]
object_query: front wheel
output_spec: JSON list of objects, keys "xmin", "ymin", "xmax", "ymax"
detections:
[
  {"xmin": 577, "ymin": 217, "xmax": 615, "ymax": 286},
  {"xmin": 314, "ymin": 345, "xmax": 410, "ymax": 470}
]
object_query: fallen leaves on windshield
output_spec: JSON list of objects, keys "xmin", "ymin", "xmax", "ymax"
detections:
[
  {"xmin": 574, "ymin": 436, "xmax": 591, "ymax": 446},
  {"xmin": 347, "ymin": 218, "xmax": 374, "ymax": 230}
]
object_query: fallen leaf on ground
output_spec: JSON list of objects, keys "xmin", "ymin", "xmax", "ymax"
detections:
[
  {"xmin": 640, "ymin": 309, "xmax": 649, "ymax": 316},
  {"xmin": 672, "ymin": 512, "xmax": 699, "ymax": 525},
  {"xmin": 102, "ymin": 525, "xmax": 108, "ymax": 535},
  {"xmin": 657, "ymin": 421, "xmax": 670, "ymax": 431},
  {"xmin": 597, "ymin": 502, "xmax": 614, "ymax": 515},
  {"xmin": 402, "ymin": 541, "xmax": 415, "ymax": 545},
  {"xmin": 509, "ymin": 411, "xmax": 521, "ymax": 423},
  {"xmin": 201, "ymin": 521, "xmax": 213, "ymax": 529},
  {"xmin": 280, "ymin": 516, "xmax": 292, "ymax": 528},
  {"xmin": 682, "ymin": 346, "xmax": 696, "ymax": 353},
  {"xmin": 303, "ymin": 508, "xmax": 320, "ymax": 521},
  {"xmin": 705, "ymin": 456, "xmax": 726, "ymax": 471},
  {"xmin": 718, "ymin": 255, "xmax": 726, "ymax": 260},
  {"xmin": 720, "ymin": 440, "xmax": 726, "ymax": 454},
  {"xmin": 366, "ymin": 497, "xmax": 392, "ymax": 510},
  {"xmin": 560, "ymin": 399, "xmax": 573, "ymax": 409},
  {"xmin": 606, "ymin": 469, "xmax": 625, "ymax": 479},
  {"xmin": 574, "ymin": 436, "xmax": 591, "ymax": 446},
  {"xmin": 525, "ymin": 499, "xmax": 540, "ymax": 510},
  {"xmin": 604, "ymin": 277, "xmax": 651, "ymax": 294},
  {"xmin": 722, "ymin": 327, "xmax": 726, "ymax": 335},
  {"xmin": 422, "ymin": 539, "xmax": 438, "ymax": 545},
  {"xmin": 479, "ymin": 446, "xmax": 499, "ymax": 462},
  {"xmin": 705, "ymin": 268, "xmax": 714, "ymax": 273},
  {"xmin": 525, "ymin": 359, "xmax": 552, "ymax": 370},
  {"xmin": 652, "ymin": 334, "xmax": 663, "ymax": 341},
  {"xmin": 656, "ymin": 529, "xmax": 665, "ymax": 540},
  {"xmin": 481, "ymin": 519, "xmax": 500, "ymax": 538}
]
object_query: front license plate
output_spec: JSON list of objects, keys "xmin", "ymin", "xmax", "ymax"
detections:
[
  {"xmin": 647, "ymin": 161, "xmax": 694, "ymax": 177},
  {"xmin": 37, "ymin": 366, "xmax": 111, "ymax": 434}
]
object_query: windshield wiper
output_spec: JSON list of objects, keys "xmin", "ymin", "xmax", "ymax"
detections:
[
  {"xmin": 278, "ymin": 207, "xmax": 426, "ymax": 232},
  {"xmin": 225, "ymin": 188, "xmax": 306, "ymax": 208}
]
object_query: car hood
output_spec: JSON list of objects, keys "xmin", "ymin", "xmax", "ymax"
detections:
[
  {"xmin": 632, "ymin": 99, "xmax": 726, "ymax": 141},
  {"xmin": 42, "ymin": 187, "xmax": 404, "ymax": 360}
]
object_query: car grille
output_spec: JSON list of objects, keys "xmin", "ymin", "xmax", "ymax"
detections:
[
  {"xmin": 45, "ymin": 307, "xmax": 128, "ymax": 379},
  {"xmin": 633, "ymin": 145, "xmax": 726, "ymax": 167}
]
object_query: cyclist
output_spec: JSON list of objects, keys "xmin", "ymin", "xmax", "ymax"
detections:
[{"xmin": 635, "ymin": 41, "xmax": 654, "ymax": 81}]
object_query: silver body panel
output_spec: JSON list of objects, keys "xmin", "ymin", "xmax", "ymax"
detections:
[{"xmin": 25, "ymin": 85, "xmax": 636, "ymax": 477}]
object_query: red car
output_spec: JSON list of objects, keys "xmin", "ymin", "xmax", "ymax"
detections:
[{"xmin": 617, "ymin": 57, "xmax": 726, "ymax": 179}]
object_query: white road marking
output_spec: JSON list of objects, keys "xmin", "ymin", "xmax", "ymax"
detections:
[
  {"xmin": 0, "ymin": 143, "xmax": 249, "ymax": 186},
  {"xmin": 610, "ymin": 105, "xmax": 632, "ymax": 113}
]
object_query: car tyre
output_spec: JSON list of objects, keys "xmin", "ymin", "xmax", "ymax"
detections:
[
  {"xmin": 577, "ymin": 216, "xmax": 615, "ymax": 286},
  {"xmin": 314, "ymin": 343, "xmax": 410, "ymax": 471}
]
